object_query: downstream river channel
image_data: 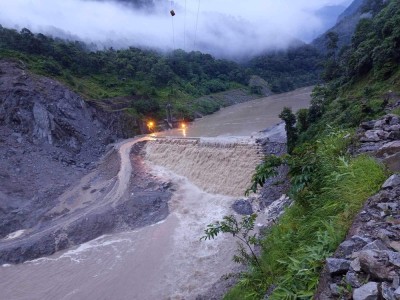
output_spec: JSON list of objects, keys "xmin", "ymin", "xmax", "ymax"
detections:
[{"xmin": 0, "ymin": 86, "xmax": 312, "ymax": 300}]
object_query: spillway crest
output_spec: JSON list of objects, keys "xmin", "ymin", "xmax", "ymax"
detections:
[{"xmin": 144, "ymin": 138, "xmax": 263, "ymax": 197}]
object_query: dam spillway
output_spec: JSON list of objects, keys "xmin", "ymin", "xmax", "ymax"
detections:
[
  {"xmin": 0, "ymin": 87, "xmax": 312, "ymax": 300},
  {"xmin": 144, "ymin": 137, "xmax": 264, "ymax": 197}
]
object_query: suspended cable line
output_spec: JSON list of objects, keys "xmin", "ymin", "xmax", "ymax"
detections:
[
  {"xmin": 184, "ymin": 0, "xmax": 187, "ymax": 51},
  {"xmin": 193, "ymin": 0, "xmax": 201, "ymax": 50}
]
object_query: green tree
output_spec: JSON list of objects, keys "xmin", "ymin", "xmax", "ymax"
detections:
[
  {"xmin": 296, "ymin": 108, "xmax": 309, "ymax": 133},
  {"xmin": 201, "ymin": 214, "xmax": 263, "ymax": 270},
  {"xmin": 279, "ymin": 106, "xmax": 298, "ymax": 153}
]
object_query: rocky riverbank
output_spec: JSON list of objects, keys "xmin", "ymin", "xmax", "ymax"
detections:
[
  {"xmin": 316, "ymin": 114, "xmax": 400, "ymax": 299},
  {"xmin": 197, "ymin": 123, "xmax": 291, "ymax": 300}
]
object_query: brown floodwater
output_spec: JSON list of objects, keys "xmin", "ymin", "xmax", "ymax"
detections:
[
  {"xmin": 0, "ymin": 87, "xmax": 312, "ymax": 300},
  {"xmin": 155, "ymin": 86, "xmax": 312, "ymax": 138}
]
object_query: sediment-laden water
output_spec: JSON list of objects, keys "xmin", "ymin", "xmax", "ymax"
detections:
[{"xmin": 0, "ymin": 87, "xmax": 311, "ymax": 300}]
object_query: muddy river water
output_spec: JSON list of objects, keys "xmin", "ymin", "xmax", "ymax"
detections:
[{"xmin": 0, "ymin": 87, "xmax": 312, "ymax": 300}]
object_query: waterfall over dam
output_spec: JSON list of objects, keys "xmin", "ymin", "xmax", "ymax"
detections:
[
  {"xmin": 145, "ymin": 138, "xmax": 264, "ymax": 197},
  {"xmin": 0, "ymin": 87, "xmax": 312, "ymax": 300}
]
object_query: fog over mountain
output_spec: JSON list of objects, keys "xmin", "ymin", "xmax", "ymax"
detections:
[{"xmin": 0, "ymin": 0, "xmax": 352, "ymax": 59}]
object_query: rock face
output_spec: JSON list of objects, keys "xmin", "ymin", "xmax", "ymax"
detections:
[
  {"xmin": 358, "ymin": 114, "xmax": 400, "ymax": 172},
  {"xmin": 0, "ymin": 60, "xmax": 171, "ymax": 263},
  {"xmin": 315, "ymin": 115, "xmax": 400, "ymax": 299},
  {"xmin": 353, "ymin": 282, "xmax": 379, "ymax": 300},
  {"xmin": 256, "ymin": 129, "xmax": 290, "ymax": 209},
  {"xmin": 0, "ymin": 59, "xmax": 114, "ymax": 239},
  {"xmin": 315, "ymin": 177, "xmax": 400, "ymax": 299}
]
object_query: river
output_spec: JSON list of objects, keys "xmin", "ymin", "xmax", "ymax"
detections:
[{"xmin": 0, "ymin": 86, "xmax": 312, "ymax": 300}]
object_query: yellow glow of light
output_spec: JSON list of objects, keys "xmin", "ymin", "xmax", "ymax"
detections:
[
  {"xmin": 181, "ymin": 123, "xmax": 186, "ymax": 129},
  {"xmin": 147, "ymin": 121, "xmax": 154, "ymax": 129}
]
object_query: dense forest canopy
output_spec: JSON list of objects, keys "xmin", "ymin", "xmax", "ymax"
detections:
[
  {"xmin": 308, "ymin": 0, "xmax": 400, "ymax": 129},
  {"xmin": 0, "ymin": 23, "xmax": 323, "ymax": 121}
]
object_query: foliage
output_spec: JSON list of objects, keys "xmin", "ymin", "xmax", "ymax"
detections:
[
  {"xmin": 0, "ymin": 24, "xmax": 323, "ymax": 124},
  {"xmin": 392, "ymin": 107, "xmax": 400, "ymax": 116},
  {"xmin": 0, "ymin": 26, "xmax": 251, "ymax": 121},
  {"xmin": 279, "ymin": 107, "xmax": 298, "ymax": 154},
  {"xmin": 340, "ymin": 0, "xmax": 399, "ymax": 81},
  {"xmin": 201, "ymin": 214, "xmax": 262, "ymax": 270},
  {"xmin": 245, "ymin": 155, "xmax": 284, "ymax": 196},
  {"xmin": 248, "ymin": 45, "xmax": 322, "ymax": 93},
  {"xmin": 322, "ymin": 31, "xmax": 340, "ymax": 81},
  {"xmin": 224, "ymin": 2, "xmax": 397, "ymax": 298},
  {"xmin": 296, "ymin": 108, "xmax": 309, "ymax": 133},
  {"xmin": 224, "ymin": 131, "xmax": 386, "ymax": 300}
]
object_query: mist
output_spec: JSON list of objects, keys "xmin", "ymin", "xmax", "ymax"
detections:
[{"xmin": 0, "ymin": 0, "xmax": 353, "ymax": 59}]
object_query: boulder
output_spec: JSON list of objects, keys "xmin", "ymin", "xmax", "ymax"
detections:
[
  {"xmin": 389, "ymin": 242, "xmax": 400, "ymax": 253},
  {"xmin": 353, "ymin": 282, "xmax": 379, "ymax": 300},
  {"xmin": 351, "ymin": 257, "xmax": 362, "ymax": 272},
  {"xmin": 360, "ymin": 130, "xmax": 382, "ymax": 142},
  {"xmin": 387, "ymin": 251, "xmax": 400, "ymax": 268},
  {"xmin": 376, "ymin": 141, "xmax": 400, "ymax": 157},
  {"xmin": 388, "ymin": 131, "xmax": 400, "ymax": 140},
  {"xmin": 382, "ymin": 175, "xmax": 400, "ymax": 189},
  {"xmin": 346, "ymin": 271, "xmax": 362, "ymax": 288},
  {"xmin": 389, "ymin": 115, "xmax": 400, "ymax": 125},
  {"xmin": 232, "ymin": 199, "xmax": 253, "ymax": 215},
  {"xmin": 382, "ymin": 282, "xmax": 396, "ymax": 300},
  {"xmin": 394, "ymin": 287, "xmax": 400, "ymax": 299},
  {"xmin": 326, "ymin": 258, "xmax": 351, "ymax": 275},
  {"xmin": 359, "ymin": 250, "xmax": 394, "ymax": 280},
  {"xmin": 385, "ymin": 125, "xmax": 400, "ymax": 132},
  {"xmin": 361, "ymin": 120, "xmax": 377, "ymax": 130},
  {"xmin": 362, "ymin": 240, "xmax": 390, "ymax": 251},
  {"xmin": 338, "ymin": 236, "xmax": 369, "ymax": 256},
  {"xmin": 330, "ymin": 283, "xmax": 341, "ymax": 297},
  {"xmin": 383, "ymin": 152, "xmax": 400, "ymax": 172}
]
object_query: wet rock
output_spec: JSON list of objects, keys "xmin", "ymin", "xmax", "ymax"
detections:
[
  {"xmin": 393, "ymin": 276, "xmax": 400, "ymax": 289},
  {"xmin": 376, "ymin": 141, "xmax": 400, "ymax": 157},
  {"xmin": 232, "ymin": 199, "xmax": 253, "ymax": 215},
  {"xmin": 377, "ymin": 203, "xmax": 398, "ymax": 212},
  {"xmin": 382, "ymin": 175, "xmax": 400, "ymax": 189},
  {"xmin": 339, "ymin": 237, "xmax": 370, "ymax": 257},
  {"xmin": 330, "ymin": 283, "xmax": 341, "ymax": 297},
  {"xmin": 383, "ymin": 152, "xmax": 400, "ymax": 172},
  {"xmin": 361, "ymin": 121, "xmax": 376, "ymax": 130},
  {"xmin": 382, "ymin": 282, "xmax": 396, "ymax": 300},
  {"xmin": 353, "ymin": 282, "xmax": 379, "ymax": 300},
  {"xmin": 351, "ymin": 257, "xmax": 362, "ymax": 272},
  {"xmin": 359, "ymin": 143, "xmax": 382, "ymax": 153},
  {"xmin": 326, "ymin": 258, "xmax": 351, "ymax": 275},
  {"xmin": 388, "ymin": 131, "xmax": 400, "ymax": 140},
  {"xmin": 359, "ymin": 250, "xmax": 394, "ymax": 280},
  {"xmin": 384, "ymin": 125, "xmax": 400, "ymax": 132},
  {"xmin": 346, "ymin": 271, "xmax": 362, "ymax": 288},
  {"xmin": 389, "ymin": 115, "xmax": 400, "ymax": 125},
  {"xmin": 389, "ymin": 242, "xmax": 400, "ymax": 253},
  {"xmin": 361, "ymin": 130, "xmax": 383, "ymax": 142},
  {"xmin": 363, "ymin": 240, "xmax": 390, "ymax": 251},
  {"xmin": 387, "ymin": 251, "xmax": 400, "ymax": 268},
  {"xmin": 394, "ymin": 287, "xmax": 400, "ymax": 299}
]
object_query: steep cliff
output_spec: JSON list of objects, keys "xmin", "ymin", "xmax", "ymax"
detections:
[{"xmin": 0, "ymin": 59, "xmax": 134, "ymax": 239}]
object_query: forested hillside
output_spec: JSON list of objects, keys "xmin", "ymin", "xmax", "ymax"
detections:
[
  {"xmin": 0, "ymin": 24, "xmax": 322, "ymax": 124},
  {"xmin": 304, "ymin": 0, "xmax": 400, "ymax": 137},
  {"xmin": 223, "ymin": 0, "xmax": 400, "ymax": 298},
  {"xmin": 248, "ymin": 45, "xmax": 322, "ymax": 93}
]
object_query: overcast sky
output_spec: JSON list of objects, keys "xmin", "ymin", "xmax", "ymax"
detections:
[{"xmin": 0, "ymin": 0, "xmax": 353, "ymax": 59}]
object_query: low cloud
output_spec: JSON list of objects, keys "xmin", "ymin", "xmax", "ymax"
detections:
[{"xmin": 0, "ymin": 0, "xmax": 352, "ymax": 59}]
